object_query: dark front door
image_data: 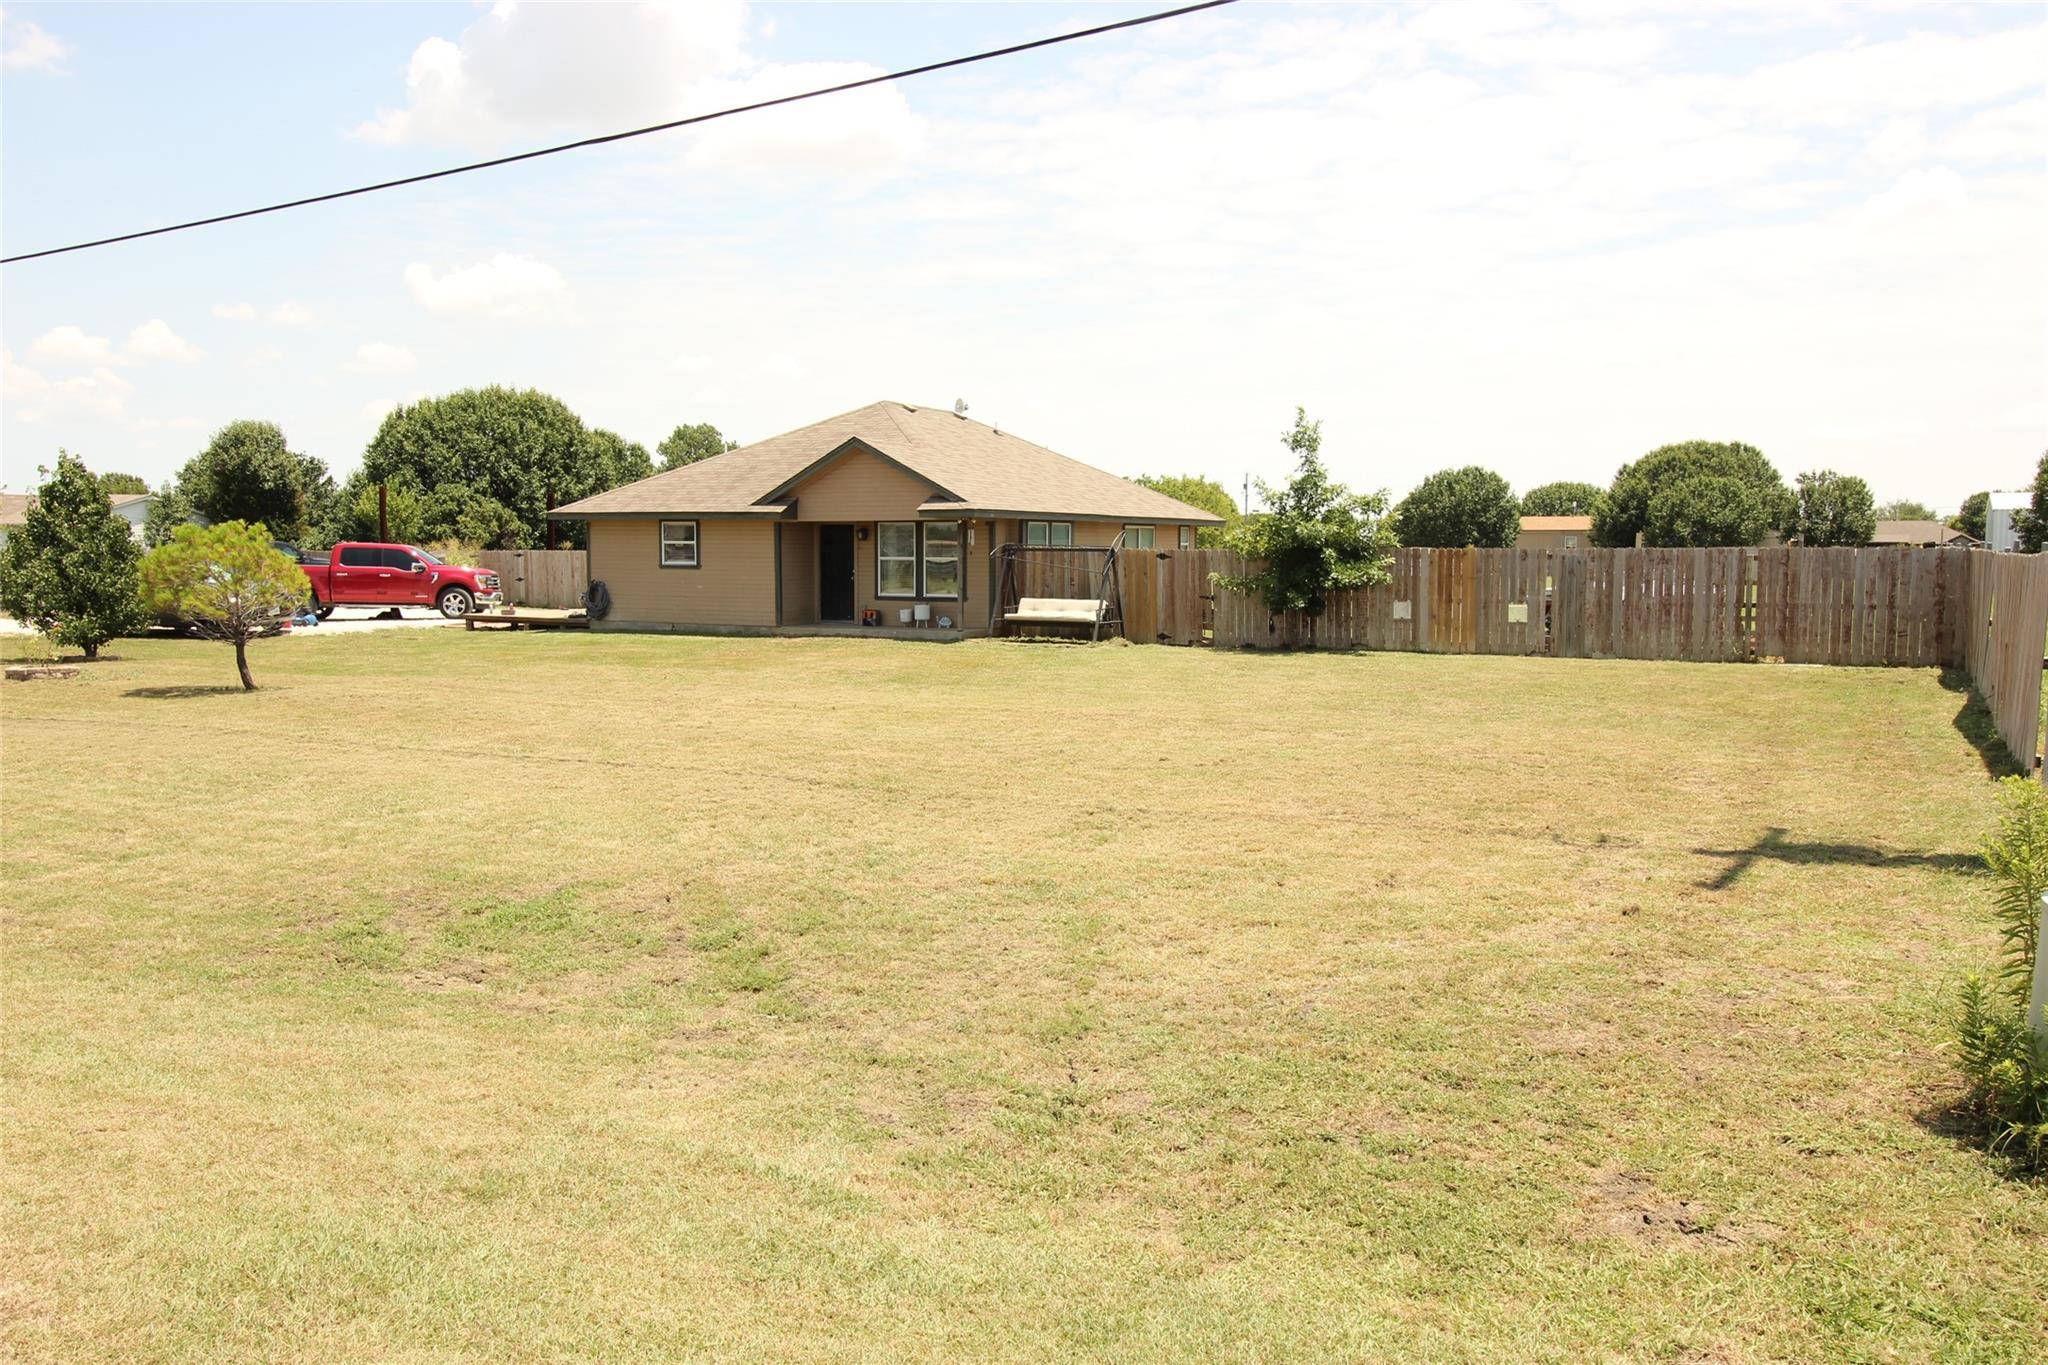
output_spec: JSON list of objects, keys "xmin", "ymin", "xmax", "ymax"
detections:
[{"xmin": 819, "ymin": 525, "xmax": 856, "ymax": 621}]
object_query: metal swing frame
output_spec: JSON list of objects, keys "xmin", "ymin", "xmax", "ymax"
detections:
[{"xmin": 988, "ymin": 532, "xmax": 1126, "ymax": 642}]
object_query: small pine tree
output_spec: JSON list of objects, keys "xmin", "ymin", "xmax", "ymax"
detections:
[
  {"xmin": 1214, "ymin": 408, "xmax": 1396, "ymax": 645},
  {"xmin": 140, "ymin": 522, "xmax": 308, "ymax": 691},
  {"xmin": 0, "ymin": 451, "xmax": 146, "ymax": 659}
]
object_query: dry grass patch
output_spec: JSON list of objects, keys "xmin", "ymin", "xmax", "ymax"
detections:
[{"xmin": 3, "ymin": 630, "xmax": 2044, "ymax": 1361}]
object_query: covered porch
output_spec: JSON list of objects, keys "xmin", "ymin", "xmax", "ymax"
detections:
[{"xmin": 774, "ymin": 517, "xmax": 997, "ymax": 635}]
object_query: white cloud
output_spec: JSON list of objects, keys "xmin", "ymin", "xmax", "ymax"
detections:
[
  {"xmin": 124, "ymin": 319, "xmax": 202, "ymax": 364},
  {"xmin": 351, "ymin": 1, "xmax": 914, "ymax": 178},
  {"xmin": 243, "ymin": 347, "xmax": 285, "ymax": 371},
  {"xmin": 404, "ymin": 253, "xmax": 569, "ymax": 318},
  {"xmin": 4, "ymin": 351, "xmax": 133, "ymax": 424},
  {"xmin": 28, "ymin": 325, "xmax": 118, "ymax": 367},
  {"xmin": 354, "ymin": 0, "xmax": 748, "ymax": 147},
  {"xmin": 345, "ymin": 342, "xmax": 418, "ymax": 375},
  {"xmin": 268, "ymin": 301, "xmax": 315, "ymax": 326},
  {"xmin": 2, "ymin": 11, "xmax": 71, "ymax": 72},
  {"xmin": 212, "ymin": 302, "xmax": 258, "ymax": 321}
]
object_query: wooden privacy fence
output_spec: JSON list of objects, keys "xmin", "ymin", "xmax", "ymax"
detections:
[
  {"xmin": 1105, "ymin": 545, "xmax": 2048, "ymax": 768},
  {"xmin": 475, "ymin": 549, "xmax": 588, "ymax": 609}
]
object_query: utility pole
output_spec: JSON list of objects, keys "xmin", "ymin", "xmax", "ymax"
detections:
[
  {"xmin": 545, "ymin": 482, "xmax": 557, "ymax": 550},
  {"xmin": 377, "ymin": 482, "xmax": 388, "ymax": 541},
  {"xmin": 2032, "ymin": 893, "xmax": 2048, "ymax": 1038}
]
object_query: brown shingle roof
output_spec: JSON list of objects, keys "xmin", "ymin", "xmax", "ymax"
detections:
[
  {"xmin": 551, "ymin": 401, "xmax": 1226, "ymax": 524},
  {"xmin": 1872, "ymin": 519, "xmax": 1972, "ymax": 546}
]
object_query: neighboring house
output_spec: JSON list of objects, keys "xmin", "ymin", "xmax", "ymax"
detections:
[
  {"xmin": 1870, "ymin": 519, "xmax": 1979, "ymax": 548},
  {"xmin": 549, "ymin": 400, "xmax": 1225, "ymax": 636},
  {"xmin": 1515, "ymin": 515, "xmax": 1593, "ymax": 552},
  {"xmin": 0, "ymin": 491, "xmax": 154, "ymax": 547},
  {"xmin": 1985, "ymin": 489, "xmax": 2030, "ymax": 553},
  {"xmin": 108, "ymin": 492, "xmax": 153, "ymax": 542},
  {"xmin": 0, "ymin": 492, "xmax": 32, "ymax": 552}
]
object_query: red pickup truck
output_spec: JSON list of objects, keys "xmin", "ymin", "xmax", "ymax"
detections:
[{"xmin": 302, "ymin": 542, "xmax": 504, "ymax": 619}]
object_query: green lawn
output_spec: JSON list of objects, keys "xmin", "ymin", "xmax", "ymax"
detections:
[{"xmin": 3, "ymin": 630, "xmax": 2042, "ymax": 1361}]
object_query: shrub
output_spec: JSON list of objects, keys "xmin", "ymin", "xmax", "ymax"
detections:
[
  {"xmin": 1392, "ymin": 466, "xmax": 1519, "ymax": 548},
  {"xmin": 1215, "ymin": 408, "xmax": 1395, "ymax": 641},
  {"xmin": 1951, "ymin": 776, "xmax": 2048, "ymax": 1172}
]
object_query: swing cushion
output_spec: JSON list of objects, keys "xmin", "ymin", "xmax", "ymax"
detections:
[{"xmin": 1007, "ymin": 597, "xmax": 1106, "ymax": 624}]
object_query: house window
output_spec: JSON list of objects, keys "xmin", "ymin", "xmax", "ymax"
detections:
[
  {"xmin": 1179, "ymin": 526, "xmax": 1192, "ymax": 550},
  {"xmin": 1564, "ymin": 536, "xmax": 1578, "ymax": 550},
  {"xmin": 1124, "ymin": 525, "xmax": 1156, "ymax": 549},
  {"xmin": 1024, "ymin": 520, "xmax": 1073, "ymax": 547},
  {"xmin": 660, "ymin": 520, "xmax": 699, "ymax": 567},
  {"xmin": 922, "ymin": 521, "xmax": 961, "ymax": 598},
  {"xmin": 877, "ymin": 521, "xmax": 918, "ymax": 597}
]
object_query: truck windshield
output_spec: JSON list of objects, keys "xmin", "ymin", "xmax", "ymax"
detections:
[{"xmin": 412, "ymin": 547, "xmax": 444, "ymax": 565}]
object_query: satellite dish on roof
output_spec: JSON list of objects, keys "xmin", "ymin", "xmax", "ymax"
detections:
[{"xmin": 953, "ymin": 399, "xmax": 969, "ymax": 417}]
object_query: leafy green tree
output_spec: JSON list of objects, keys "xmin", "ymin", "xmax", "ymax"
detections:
[
  {"xmin": 362, "ymin": 388, "xmax": 646, "ymax": 547},
  {"xmin": 141, "ymin": 482, "xmax": 197, "ymax": 549},
  {"xmin": 2020, "ymin": 451, "xmax": 2048, "ymax": 554},
  {"xmin": 140, "ymin": 522, "xmax": 306, "ymax": 691},
  {"xmin": 1593, "ymin": 440, "xmax": 1794, "ymax": 548},
  {"xmin": 1952, "ymin": 491, "xmax": 1989, "ymax": 542},
  {"xmin": 0, "ymin": 451, "xmax": 145, "ymax": 659},
  {"xmin": 1392, "ymin": 465, "xmax": 1519, "ymax": 548},
  {"xmin": 658, "ymin": 422, "xmax": 738, "ymax": 469},
  {"xmin": 98, "ymin": 472, "xmax": 151, "ymax": 495},
  {"xmin": 1214, "ymin": 408, "xmax": 1395, "ymax": 644},
  {"xmin": 178, "ymin": 420, "xmax": 327, "ymax": 540},
  {"xmin": 323, "ymin": 469, "xmax": 428, "ymax": 545},
  {"xmin": 1135, "ymin": 473, "xmax": 1237, "ymax": 546},
  {"xmin": 1791, "ymin": 469, "xmax": 1876, "ymax": 547},
  {"xmin": 423, "ymin": 482, "xmax": 524, "ymax": 548},
  {"xmin": 1875, "ymin": 498, "xmax": 1936, "ymax": 521},
  {"xmin": 1519, "ymin": 481, "xmax": 1603, "ymax": 517}
]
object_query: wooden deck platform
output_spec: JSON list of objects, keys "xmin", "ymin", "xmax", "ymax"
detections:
[{"xmin": 462, "ymin": 611, "xmax": 590, "ymax": 631}]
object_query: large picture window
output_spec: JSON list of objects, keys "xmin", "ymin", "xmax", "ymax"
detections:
[
  {"xmin": 922, "ymin": 521, "xmax": 961, "ymax": 599},
  {"xmin": 660, "ymin": 520, "xmax": 699, "ymax": 568},
  {"xmin": 1124, "ymin": 524, "xmax": 1156, "ymax": 549},
  {"xmin": 1023, "ymin": 520, "xmax": 1073, "ymax": 547},
  {"xmin": 877, "ymin": 521, "xmax": 918, "ymax": 597}
]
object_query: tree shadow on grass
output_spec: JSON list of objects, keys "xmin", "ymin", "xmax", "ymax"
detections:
[
  {"xmin": 122, "ymin": 685, "xmax": 248, "ymax": 700},
  {"xmin": 1939, "ymin": 667, "xmax": 2025, "ymax": 778},
  {"xmin": 1693, "ymin": 826, "xmax": 1978, "ymax": 890}
]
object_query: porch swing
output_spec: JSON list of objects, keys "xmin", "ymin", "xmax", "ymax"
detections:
[{"xmin": 988, "ymin": 532, "xmax": 1126, "ymax": 642}]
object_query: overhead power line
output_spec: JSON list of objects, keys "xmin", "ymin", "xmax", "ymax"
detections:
[{"xmin": 1, "ymin": 0, "xmax": 1240, "ymax": 265}]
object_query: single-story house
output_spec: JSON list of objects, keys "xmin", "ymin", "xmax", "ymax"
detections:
[
  {"xmin": 549, "ymin": 401, "xmax": 1225, "ymax": 637},
  {"xmin": 0, "ymin": 492, "xmax": 32, "ymax": 551},
  {"xmin": 108, "ymin": 492, "xmax": 153, "ymax": 541},
  {"xmin": 0, "ymin": 491, "xmax": 153, "ymax": 548},
  {"xmin": 1515, "ymin": 515, "xmax": 1593, "ymax": 552},
  {"xmin": 1870, "ymin": 519, "xmax": 1978, "ymax": 548}
]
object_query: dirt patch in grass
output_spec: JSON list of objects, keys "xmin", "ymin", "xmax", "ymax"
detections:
[{"xmin": 1577, "ymin": 1169, "xmax": 1784, "ymax": 1250}]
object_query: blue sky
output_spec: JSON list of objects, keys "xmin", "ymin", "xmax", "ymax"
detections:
[{"xmin": 3, "ymin": 1, "xmax": 2042, "ymax": 510}]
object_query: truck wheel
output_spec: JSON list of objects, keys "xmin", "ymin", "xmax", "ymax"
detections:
[
  {"xmin": 436, "ymin": 587, "xmax": 475, "ymax": 619},
  {"xmin": 310, "ymin": 593, "xmax": 334, "ymax": 621}
]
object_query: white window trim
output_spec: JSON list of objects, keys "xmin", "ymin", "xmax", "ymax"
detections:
[
  {"xmin": 1178, "ymin": 526, "xmax": 1192, "ymax": 550},
  {"xmin": 876, "ymin": 521, "xmax": 919, "ymax": 598},
  {"xmin": 1124, "ymin": 524, "xmax": 1156, "ymax": 549},
  {"xmin": 921, "ymin": 520, "xmax": 961, "ymax": 600},
  {"xmin": 660, "ymin": 520, "xmax": 699, "ymax": 568}
]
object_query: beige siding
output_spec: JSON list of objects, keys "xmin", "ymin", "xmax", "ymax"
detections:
[
  {"xmin": 779, "ymin": 523, "xmax": 817, "ymax": 625},
  {"xmin": 588, "ymin": 518, "xmax": 776, "ymax": 629},
  {"xmin": 790, "ymin": 448, "xmax": 942, "ymax": 521}
]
